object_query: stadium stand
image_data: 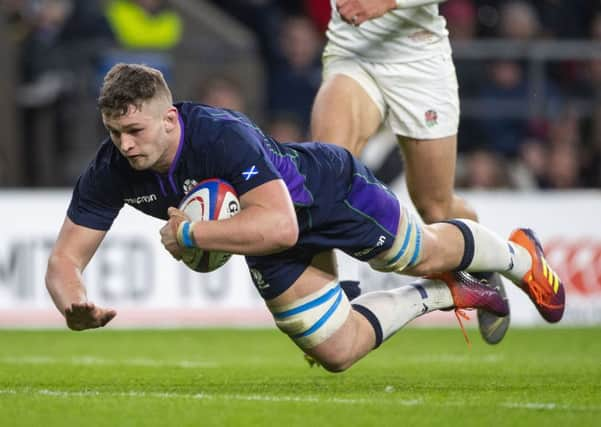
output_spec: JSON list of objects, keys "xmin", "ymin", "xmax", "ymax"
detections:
[{"xmin": 0, "ymin": 0, "xmax": 600, "ymax": 189}]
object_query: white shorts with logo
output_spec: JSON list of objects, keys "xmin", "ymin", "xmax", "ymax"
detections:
[{"xmin": 322, "ymin": 53, "xmax": 460, "ymax": 140}]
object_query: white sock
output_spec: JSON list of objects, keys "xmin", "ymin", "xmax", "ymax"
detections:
[
  {"xmin": 447, "ymin": 219, "xmax": 532, "ymax": 285},
  {"xmin": 503, "ymin": 242, "xmax": 533, "ymax": 284},
  {"xmin": 352, "ymin": 278, "xmax": 453, "ymax": 346}
]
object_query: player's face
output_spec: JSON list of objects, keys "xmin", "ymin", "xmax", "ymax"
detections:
[{"xmin": 103, "ymin": 99, "xmax": 177, "ymax": 172}]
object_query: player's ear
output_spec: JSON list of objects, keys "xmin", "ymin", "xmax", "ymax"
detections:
[{"xmin": 164, "ymin": 106, "xmax": 179, "ymax": 132}]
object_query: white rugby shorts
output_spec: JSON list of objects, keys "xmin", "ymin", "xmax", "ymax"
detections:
[{"xmin": 322, "ymin": 53, "xmax": 460, "ymax": 140}]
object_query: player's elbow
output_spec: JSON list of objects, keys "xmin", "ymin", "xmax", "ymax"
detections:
[
  {"xmin": 45, "ymin": 251, "xmax": 79, "ymax": 297},
  {"xmin": 281, "ymin": 222, "xmax": 299, "ymax": 248},
  {"xmin": 270, "ymin": 215, "xmax": 299, "ymax": 250},
  {"xmin": 45, "ymin": 254, "xmax": 65, "ymax": 307},
  {"xmin": 45, "ymin": 253, "xmax": 60, "ymax": 291}
]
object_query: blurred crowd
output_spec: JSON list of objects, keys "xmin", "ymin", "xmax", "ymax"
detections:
[{"xmin": 1, "ymin": 0, "xmax": 600, "ymax": 189}]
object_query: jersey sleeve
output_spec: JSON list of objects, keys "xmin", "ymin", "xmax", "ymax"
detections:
[
  {"xmin": 67, "ymin": 159, "xmax": 124, "ymax": 231},
  {"xmin": 210, "ymin": 123, "xmax": 283, "ymax": 196}
]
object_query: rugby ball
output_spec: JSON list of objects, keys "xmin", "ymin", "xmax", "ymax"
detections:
[{"xmin": 178, "ymin": 178, "xmax": 240, "ymax": 272}]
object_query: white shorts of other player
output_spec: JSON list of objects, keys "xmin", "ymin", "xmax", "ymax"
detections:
[{"xmin": 322, "ymin": 53, "xmax": 459, "ymax": 140}]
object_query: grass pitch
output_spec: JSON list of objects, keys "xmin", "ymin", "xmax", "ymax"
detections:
[{"xmin": 0, "ymin": 327, "xmax": 600, "ymax": 426}]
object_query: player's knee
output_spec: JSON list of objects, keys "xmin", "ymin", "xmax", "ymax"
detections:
[
  {"xmin": 321, "ymin": 132, "xmax": 364, "ymax": 157},
  {"xmin": 279, "ymin": 218, "xmax": 299, "ymax": 248},
  {"xmin": 413, "ymin": 194, "xmax": 478, "ymax": 224},
  {"xmin": 269, "ymin": 281, "xmax": 351, "ymax": 352},
  {"xmin": 303, "ymin": 340, "xmax": 357, "ymax": 373},
  {"xmin": 319, "ymin": 354, "xmax": 354, "ymax": 373},
  {"xmin": 412, "ymin": 198, "xmax": 452, "ymax": 224},
  {"xmin": 311, "ymin": 119, "xmax": 366, "ymax": 156},
  {"xmin": 346, "ymin": 139, "xmax": 368, "ymax": 158}
]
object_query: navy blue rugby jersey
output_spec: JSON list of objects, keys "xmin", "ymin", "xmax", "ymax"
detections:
[{"xmin": 67, "ymin": 102, "xmax": 365, "ymax": 232}]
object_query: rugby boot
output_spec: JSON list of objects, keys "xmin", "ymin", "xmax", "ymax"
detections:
[
  {"xmin": 476, "ymin": 273, "xmax": 511, "ymax": 345},
  {"xmin": 431, "ymin": 271, "xmax": 509, "ymax": 317},
  {"xmin": 508, "ymin": 228, "xmax": 565, "ymax": 323}
]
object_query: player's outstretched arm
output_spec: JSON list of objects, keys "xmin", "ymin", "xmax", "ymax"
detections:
[
  {"xmin": 46, "ymin": 217, "xmax": 117, "ymax": 330},
  {"xmin": 336, "ymin": 0, "xmax": 446, "ymax": 26}
]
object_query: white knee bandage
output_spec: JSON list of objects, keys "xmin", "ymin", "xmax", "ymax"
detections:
[
  {"xmin": 269, "ymin": 281, "xmax": 351, "ymax": 349},
  {"xmin": 369, "ymin": 206, "xmax": 423, "ymax": 273}
]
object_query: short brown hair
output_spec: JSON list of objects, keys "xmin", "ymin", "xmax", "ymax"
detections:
[{"xmin": 98, "ymin": 63, "xmax": 173, "ymax": 118}]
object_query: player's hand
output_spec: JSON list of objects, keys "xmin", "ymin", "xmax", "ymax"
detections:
[
  {"xmin": 160, "ymin": 207, "xmax": 188, "ymax": 260},
  {"xmin": 336, "ymin": 0, "xmax": 397, "ymax": 26},
  {"xmin": 64, "ymin": 302, "xmax": 116, "ymax": 331}
]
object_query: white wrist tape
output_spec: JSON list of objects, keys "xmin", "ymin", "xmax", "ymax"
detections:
[{"xmin": 177, "ymin": 221, "xmax": 196, "ymax": 248}]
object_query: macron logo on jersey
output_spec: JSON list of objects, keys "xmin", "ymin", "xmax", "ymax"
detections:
[
  {"xmin": 242, "ymin": 165, "xmax": 258, "ymax": 181},
  {"xmin": 124, "ymin": 194, "xmax": 158, "ymax": 205}
]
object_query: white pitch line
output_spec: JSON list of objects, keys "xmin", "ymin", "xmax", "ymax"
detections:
[
  {"xmin": 499, "ymin": 402, "xmax": 600, "ymax": 412},
  {"xmin": 0, "ymin": 356, "xmax": 217, "ymax": 369},
  {"xmin": 502, "ymin": 402, "xmax": 557, "ymax": 410},
  {"xmin": 0, "ymin": 388, "xmax": 420, "ymax": 406},
  {"xmin": 400, "ymin": 354, "xmax": 505, "ymax": 363},
  {"xmin": 0, "ymin": 353, "xmax": 504, "ymax": 369},
  {"xmin": 0, "ymin": 389, "xmax": 599, "ymax": 412}
]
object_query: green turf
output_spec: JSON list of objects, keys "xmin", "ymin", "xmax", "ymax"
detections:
[{"xmin": 0, "ymin": 327, "xmax": 600, "ymax": 426}]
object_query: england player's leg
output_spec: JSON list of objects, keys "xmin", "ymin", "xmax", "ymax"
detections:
[
  {"xmin": 310, "ymin": 56, "xmax": 383, "ymax": 157},
  {"xmin": 372, "ymin": 54, "xmax": 471, "ymax": 223},
  {"xmin": 399, "ymin": 132, "xmax": 510, "ymax": 343},
  {"xmin": 400, "ymin": 133, "xmax": 477, "ymax": 223},
  {"xmin": 309, "ymin": 56, "xmax": 385, "ymax": 304},
  {"xmin": 378, "ymin": 54, "xmax": 509, "ymax": 343}
]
